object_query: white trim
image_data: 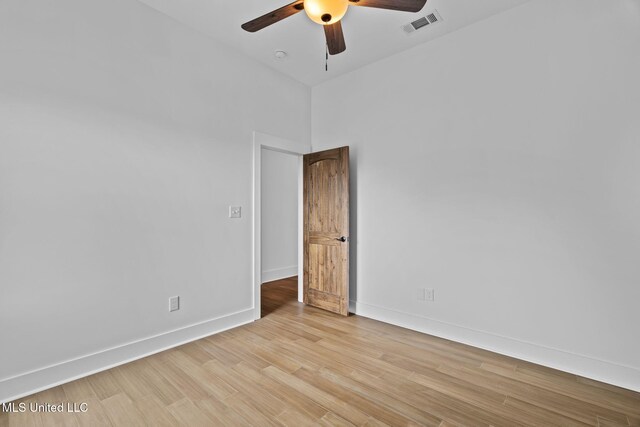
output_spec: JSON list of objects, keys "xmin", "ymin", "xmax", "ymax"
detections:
[
  {"xmin": 0, "ymin": 308, "xmax": 254, "ymax": 404},
  {"xmin": 350, "ymin": 299, "xmax": 640, "ymax": 393},
  {"xmin": 252, "ymin": 131, "xmax": 311, "ymax": 320},
  {"xmin": 261, "ymin": 266, "xmax": 298, "ymax": 284}
]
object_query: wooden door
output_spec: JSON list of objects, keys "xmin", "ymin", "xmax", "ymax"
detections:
[{"xmin": 303, "ymin": 146, "xmax": 349, "ymax": 316}]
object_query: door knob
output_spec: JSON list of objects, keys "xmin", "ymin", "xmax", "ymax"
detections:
[{"xmin": 336, "ymin": 236, "xmax": 347, "ymax": 242}]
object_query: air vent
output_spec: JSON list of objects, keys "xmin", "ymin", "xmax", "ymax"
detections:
[
  {"xmin": 402, "ymin": 10, "xmax": 443, "ymax": 35},
  {"xmin": 411, "ymin": 17, "xmax": 429, "ymax": 30}
]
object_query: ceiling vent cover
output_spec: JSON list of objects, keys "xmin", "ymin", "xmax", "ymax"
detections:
[{"xmin": 402, "ymin": 10, "xmax": 442, "ymax": 35}]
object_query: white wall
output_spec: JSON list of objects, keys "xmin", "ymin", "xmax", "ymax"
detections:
[
  {"xmin": 0, "ymin": 0, "xmax": 310, "ymax": 402},
  {"xmin": 261, "ymin": 149, "xmax": 299, "ymax": 283},
  {"xmin": 312, "ymin": 0, "xmax": 640, "ymax": 391}
]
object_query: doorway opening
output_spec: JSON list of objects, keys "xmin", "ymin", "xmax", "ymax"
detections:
[
  {"xmin": 252, "ymin": 132, "xmax": 310, "ymax": 320},
  {"xmin": 260, "ymin": 146, "xmax": 298, "ymax": 317}
]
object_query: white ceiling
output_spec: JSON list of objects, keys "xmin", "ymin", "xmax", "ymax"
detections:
[{"xmin": 137, "ymin": 0, "xmax": 531, "ymax": 86}]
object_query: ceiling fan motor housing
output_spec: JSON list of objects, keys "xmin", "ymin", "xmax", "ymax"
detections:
[{"xmin": 303, "ymin": 0, "xmax": 348, "ymax": 25}]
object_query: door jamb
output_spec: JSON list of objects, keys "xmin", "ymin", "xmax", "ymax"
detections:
[{"xmin": 252, "ymin": 131, "xmax": 310, "ymax": 320}]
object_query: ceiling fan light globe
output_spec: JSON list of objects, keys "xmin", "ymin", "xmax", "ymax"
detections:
[{"xmin": 303, "ymin": 0, "xmax": 348, "ymax": 25}]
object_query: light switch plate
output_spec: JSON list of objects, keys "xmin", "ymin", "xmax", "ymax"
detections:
[{"xmin": 229, "ymin": 206, "xmax": 241, "ymax": 218}]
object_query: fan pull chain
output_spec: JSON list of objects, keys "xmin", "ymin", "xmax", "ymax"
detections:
[{"xmin": 325, "ymin": 45, "xmax": 328, "ymax": 72}]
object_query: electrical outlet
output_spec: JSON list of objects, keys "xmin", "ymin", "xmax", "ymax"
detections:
[
  {"xmin": 169, "ymin": 296, "xmax": 180, "ymax": 312},
  {"xmin": 425, "ymin": 288, "xmax": 435, "ymax": 302},
  {"xmin": 229, "ymin": 206, "xmax": 241, "ymax": 218}
]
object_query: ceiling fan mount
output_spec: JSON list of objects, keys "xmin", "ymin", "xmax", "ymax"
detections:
[{"xmin": 241, "ymin": 0, "xmax": 427, "ymax": 55}]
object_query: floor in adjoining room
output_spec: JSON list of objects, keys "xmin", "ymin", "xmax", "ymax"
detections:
[{"xmin": 2, "ymin": 276, "xmax": 639, "ymax": 426}]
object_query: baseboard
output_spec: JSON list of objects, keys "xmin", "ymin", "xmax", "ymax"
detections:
[
  {"xmin": 350, "ymin": 300, "xmax": 640, "ymax": 393},
  {"xmin": 0, "ymin": 308, "xmax": 255, "ymax": 404},
  {"xmin": 261, "ymin": 266, "xmax": 297, "ymax": 284}
]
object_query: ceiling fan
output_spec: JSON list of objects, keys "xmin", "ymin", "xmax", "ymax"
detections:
[{"xmin": 241, "ymin": 0, "xmax": 427, "ymax": 55}]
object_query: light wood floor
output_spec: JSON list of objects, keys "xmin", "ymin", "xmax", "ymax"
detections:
[{"xmin": 2, "ymin": 276, "xmax": 639, "ymax": 426}]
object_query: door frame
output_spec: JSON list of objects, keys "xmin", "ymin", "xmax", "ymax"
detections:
[{"xmin": 252, "ymin": 131, "xmax": 311, "ymax": 320}]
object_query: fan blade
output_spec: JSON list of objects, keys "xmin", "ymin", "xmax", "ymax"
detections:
[
  {"xmin": 324, "ymin": 21, "xmax": 346, "ymax": 55},
  {"xmin": 241, "ymin": 0, "xmax": 304, "ymax": 32},
  {"xmin": 347, "ymin": 0, "xmax": 426, "ymax": 13}
]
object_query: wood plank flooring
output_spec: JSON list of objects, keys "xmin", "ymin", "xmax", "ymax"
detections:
[{"xmin": 2, "ymin": 276, "xmax": 639, "ymax": 426}]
